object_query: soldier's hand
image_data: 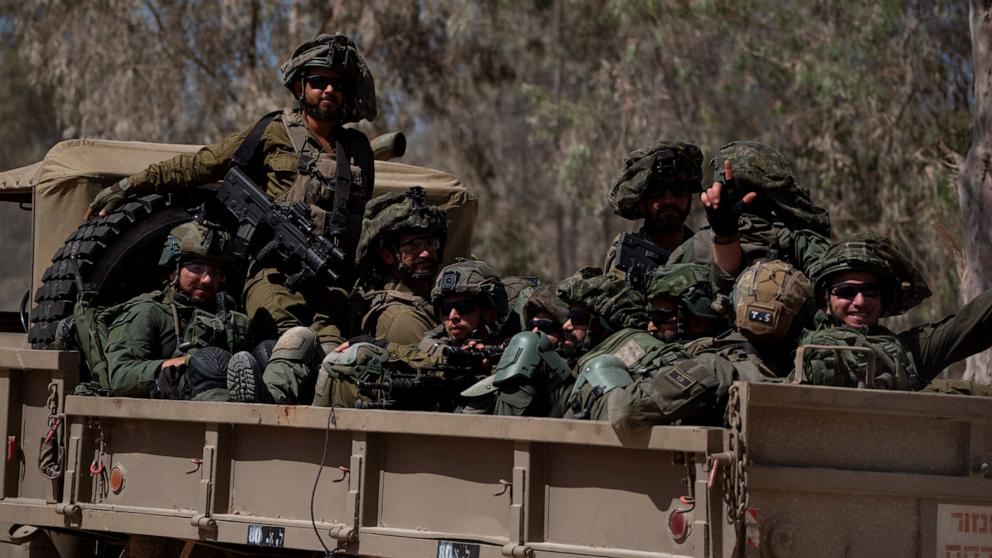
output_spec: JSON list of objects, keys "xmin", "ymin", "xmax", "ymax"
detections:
[
  {"xmin": 701, "ymin": 160, "xmax": 756, "ymax": 240},
  {"xmin": 84, "ymin": 178, "xmax": 132, "ymax": 220},
  {"xmin": 153, "ymin": 355, "xmax": 190, "ymax": 400}
]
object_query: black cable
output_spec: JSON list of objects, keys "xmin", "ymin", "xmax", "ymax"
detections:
[{"xmin": 311, "ymin": 381, "xmax": 337, "ymax": 556}]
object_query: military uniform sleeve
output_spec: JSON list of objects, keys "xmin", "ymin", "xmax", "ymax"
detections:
[
  {"xmin": 106, "ymin": 302, "xmax": 178, "ymax": 397},
  {"xmin": 899, "ymin": 288, "xmax": 992, "ymax": 385},
  {"xmin": 375, "ymin": 304, "xmax": 436, "ymax": 346},
  {"xmin": 125, "ymin": 125, "xmax": 253, "ymax": 196},
  {"xmin": 789, "ymin": 229, "xmax": 830, "ymax": 276}
]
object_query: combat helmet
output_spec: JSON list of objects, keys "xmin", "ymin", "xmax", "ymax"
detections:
[
  {"xmin": 524, "ymin": 283, "xmax": 570, "ymax": 326},
  {"xmin": 710, "ymin": 141, "xmax": 832, "ymax": 237},
  {"xmin": 158, "ymin": 221, "xmax": 233, "ymax": 271},
  {"xmin": 557, "ymin": 267, "xmax": 648, "ymax": 334},
  {"xmin": 733, "ymin": 260, "xmax": 815, "ymax": 340},
  {"xmin": 808, "ymin": 233, "xmax": 931, "ymax": 318},
  {"xmin": 609, "ymin": 139, "xmax": 704, "ymax": 220},
  {"xmin": 431, "ymin": 259, "xmax": 509, "ymax": 319},
  {"xmin": 280, "ymin": 33, "xmax": 377, "ymax": 123},
  {"xmin": 646, "ymin": 263, "xmax": 721, "ymax": 321},
  {"xmin": 355, "ymin": 186, "xmax": 447, "ymax": 274}
]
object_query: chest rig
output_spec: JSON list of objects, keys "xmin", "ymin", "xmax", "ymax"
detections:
[{"xmin": 278, "ymin": 109, "xmax": 368, "ymax": 251}]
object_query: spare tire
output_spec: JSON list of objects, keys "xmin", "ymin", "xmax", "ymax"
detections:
[{"xmin": 28, "ymin": 194, "xmax": 195, "ymax": 348}]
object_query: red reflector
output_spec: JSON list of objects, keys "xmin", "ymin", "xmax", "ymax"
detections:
[
  {"xmin": 668, "ymin": 509, "xmax": 690, "ymax": 541},
  {"xmin": 109, "ymin": 465, "xmax": 126, "ymax": 494}
]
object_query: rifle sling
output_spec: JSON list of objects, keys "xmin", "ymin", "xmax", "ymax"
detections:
[{"xmin": 231, "ymin": 110, "xmax": 282, "ymax": 169}]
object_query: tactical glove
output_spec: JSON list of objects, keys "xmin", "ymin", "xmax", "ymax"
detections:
[
  {"xmin": 87, "ymin": 178, "xmax": 133, "ymax": 216},
  {"xmin": 704, "ymin": 174, "xmax": 743, "ymax": 241}
]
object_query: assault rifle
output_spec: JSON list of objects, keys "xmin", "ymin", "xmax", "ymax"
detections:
[
  {"xmin": 355, "ymin": 345, "xmax": 503, "ymax": 411},
  {"xmin": 217, "ymin": 166, "xmax": 347, "ymax": 292},
  {"xmin": 612, "ymin": 233, "xmax": 670, "ymax": 293}
]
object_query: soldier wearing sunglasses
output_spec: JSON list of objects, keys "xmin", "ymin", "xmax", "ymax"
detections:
[
  {"xmin": 604, "ymin": 140, "xmax": 702, "ymax": 276},
  {"xmin": 86, "ymin": 33, "xmax": 377, "ymax": 355},
  {"xmin": 795, "ymin": 233, "xmax": 992, "ymax": 391}
]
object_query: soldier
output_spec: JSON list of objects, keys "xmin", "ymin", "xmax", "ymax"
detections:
[
  {"xmin": 85, "ymin": 33, "xmax": 377, "ymax": 351},
  {"xmin": 569, "ymin": 260, "xmax": 815, "ymax": 429},
  {"xmin": 106, "ymin": 222, "xmax": 251, "ymax": 401},
  {"xmin": 672, "ymin": 141, "xmax": 831, "ymax": 303},
  {"xmin": 794, "ymin": 233, "xmax": 992, "ymax": 390},
  {"xmin": 354, "ymin": 186, "xmax": 447, "ymax": 345},
  {"xmin": 468, "ymin": 269, "xmax": 648, "ymax": 417},
  {"xmin": 645, "ymin": 263, "xmax": 729, "ymax": 343},
  {"xmin": 604, "ymin": 140, "xmax": 702, "ymax": 280},
  {"xmin": 311, "ymin": 259, "xmax": 512, "ymax": 410}
]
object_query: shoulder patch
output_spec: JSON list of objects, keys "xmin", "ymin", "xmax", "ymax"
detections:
[
  {"xmin": 614, "ymin": 340, "xmax": 647, "ymax": 367},
  {"xmin": 664, "ymin": 366, "xmax": 696, "ymax": 390}
]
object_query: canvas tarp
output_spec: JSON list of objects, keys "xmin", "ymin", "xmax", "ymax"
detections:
[{"xmin": 0, "ymin": 138, "xmax": 476, "ymax": 298}]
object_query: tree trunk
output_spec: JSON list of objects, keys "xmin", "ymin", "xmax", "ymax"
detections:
[{"xmin": 960, "ymin": 0, "xmax": 992, "ymax": 383}]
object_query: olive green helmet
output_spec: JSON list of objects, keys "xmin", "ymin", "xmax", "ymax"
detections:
[
  {"xmin": 158, "ymin": 221, "xmax": 233, "ymax": 270},
  {"xmin": 646, "ymin": 263, "xmax": 721, "ymax": 321},
  {"xmin": 733, "ymin": 260, "xmax": 814, "ymax": 340},
  {"xmin": 808, "ymin": 233, "xmax": 931, "ymax": 317},
  {"xmin": 608, "ymin": 139, "xmax": 703, "ymax": 220},
  {"xmin": 557, "ymin": 267, "xmax": 648, "ymax": 333},
  {"xmin": 431, "ymin": 259, "xmax": 509, "ymax": 318},
  {"xmin": 710, "ymin": 141, "xmax": 831, "ymax": 237},
  {"xmin": 279, "ymin": 33, "xmax": 377, "ymax": 123},
  {"xmin": 524, "ymin": 283, "xmax": 570, "ymax": 325},
  {"xmin": 355, "ymin": 186, "xmax": 447, "ymax": 273}
]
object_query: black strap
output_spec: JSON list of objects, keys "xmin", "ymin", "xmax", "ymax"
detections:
[
  {"xmin": 327, "ymin": 139, "xmax": 353, "ymax": 237},
  {"xmin": 231, "ymin": 110, "xmax": 282, "ymax": 169}
]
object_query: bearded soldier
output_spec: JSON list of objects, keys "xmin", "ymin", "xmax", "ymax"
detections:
[
  {"xmin": 85, "ymin": 33, "xmax": 377, "ymax": 351},
  {"xmin": 306, "ymin": 259, "xmax": 512, "ymax": 410},
  {"xmin": 794, "ymin": 233, "xmax": 992, "ymax": 391},
  {"xmin": 106, "ymin": 222, "xmax": 251, "ymax": 401},
  {"xmin": 354, "ymin": 187, "xmax": 447, "ymax": 344},
  {"xmin": 569, "ymin": 260, "xmax": 816, "ymax": 429},
  {"xmin": 605, "ymin": 140, "xmax": 702, "ymax": 282}
]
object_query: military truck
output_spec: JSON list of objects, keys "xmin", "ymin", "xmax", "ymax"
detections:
[{"xmin": 0, "ymin": 139, "xmax": 988, "ymax": 557}]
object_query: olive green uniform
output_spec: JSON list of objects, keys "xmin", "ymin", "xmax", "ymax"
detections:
[
  {"xmin": 603, "ymin": 225, "xmax": 694, "ymax": 275},
  {"xmin": 106, "ymin": 287, "xmax": 250, "ymax": 400},
  {"xmin": 123, "ymin": 109, "xmax": 374, "ymax": 347},
  {"xmin": 358, "ymin": 280, "xmax": 438, "ymax": 345},
  {"xmin": 668, "ymin": 217, "xmax": 828, "ymax": 275},
  {"xmin": 796, "ymin": 289, "xmax": 992, "ymax": 389},
  {"xmin": 581, "ymin": 332, "xmax": 791, "ymax": 430}
]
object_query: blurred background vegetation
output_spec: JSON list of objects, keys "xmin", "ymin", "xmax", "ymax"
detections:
[{"xmin": 0, "ymin": 1, "xmax": 977, "ymax": 338}]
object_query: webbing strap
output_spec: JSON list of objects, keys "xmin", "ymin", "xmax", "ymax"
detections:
[{"xmin": 231, "ymin": 110, "xmax": 282, "ymax": 169}]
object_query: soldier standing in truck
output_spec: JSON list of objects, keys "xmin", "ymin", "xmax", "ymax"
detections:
[{"xmin": 84, "ymin": 33, "xmax": 377, "ymax": 353}]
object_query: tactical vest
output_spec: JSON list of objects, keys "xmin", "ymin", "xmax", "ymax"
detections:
[
  {"xmin": 278, "ymin": 110, "xmax": 371, "ymax": 251},
  {"xmin": 576, "ymin": 329, "xmax": 689, "ymax": 379},
  {"xmin": 793, "ymin": 326, "xmax": 920, "ymax": 390}
]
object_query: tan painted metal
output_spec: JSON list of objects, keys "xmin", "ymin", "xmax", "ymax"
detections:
[{"xmin": 0, "ymin": 347, "xmax": 990, "ymax": 557}]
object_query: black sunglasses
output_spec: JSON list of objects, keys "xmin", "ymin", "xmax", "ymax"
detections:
[
  {"xmin": 439, "ymin": 298, "xmax": 479, "ymax": 316},
  {"xmin": 304, "ymin": 74, "xmax": 348, "ymax": 91},
  {"xmin": 528, "ymin": 318, "xmax": 561, "ymax": 333},
  {"xmin": 567, "ymin": 308, "xmax": 592, "ymax": 326},
  {"xmin": 646, "ymin": 182, "xmax": 691, "ymax": 197},
  {"xmin": 830, "ymin": 282, "xmax": 881, "ymax": 300}
]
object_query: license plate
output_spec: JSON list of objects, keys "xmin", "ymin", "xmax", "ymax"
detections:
[
  {"xmin": 246, "ymin": 524, "xmax": 285, "ymax": 547},
  {"xmin": 437, "ymin": 540, "xmax": 481, "ymax": 558}
]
